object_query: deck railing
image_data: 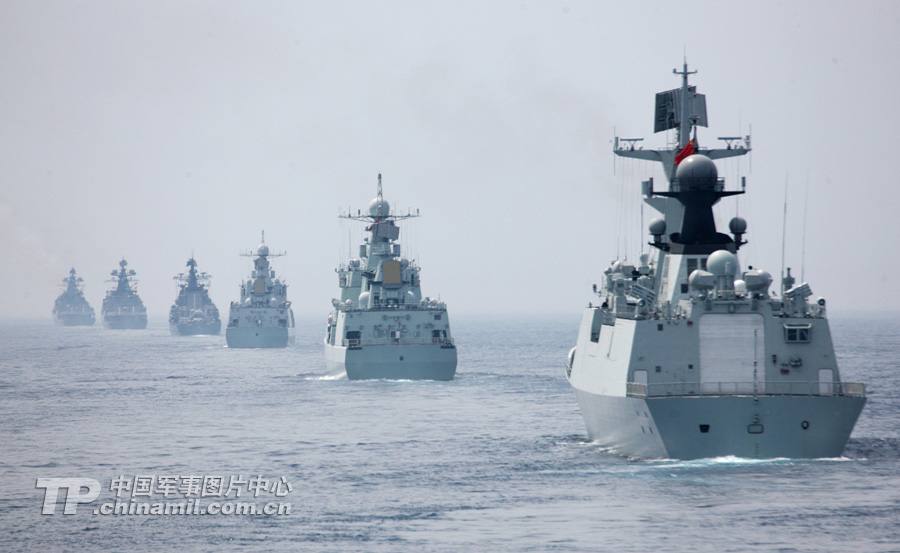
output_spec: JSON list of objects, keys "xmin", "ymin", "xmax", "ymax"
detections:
[{"xmin": 626, "ymin": 380, "xmax": 866, "ymax": 399}]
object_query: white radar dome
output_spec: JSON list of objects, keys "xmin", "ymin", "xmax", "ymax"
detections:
[
  {"xmin": 368, "ymin": 197, "xmax": 390, "ymax": 218},
  {"xmin": 675, "ymin": 154, "xmax": 717, "ymax": 180},
  {"xmin": 707, "ymin": 250, "xmax": 738, "ymax": 276},
  {"xmin": 649, "ymin": 218, "xmax": 667, "ymax": 236},
  {"xmin": 257, "ymin": 244, "xmax": 269, "ymax": 256}
]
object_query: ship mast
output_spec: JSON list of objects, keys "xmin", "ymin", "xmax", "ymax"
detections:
[
  {"xmin": 675, "ymin": 60, "xmax": 697, "ymax": 150},
  {"xmin": 338, "ymin": 174, "xmax": 420, "ymax": 225},
  {"xmin": 614, "ymin": 61, "xmax": 750, "ymax": 182}
]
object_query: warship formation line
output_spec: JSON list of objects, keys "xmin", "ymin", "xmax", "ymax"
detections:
[
  {"xmin": 101, "ymin": 259, "xmax": 148, "ymax": 330},
  {"xmin": 169, "ymin": 256, "xmax": 221, "ymax": 336},
  {"xmin": 225, "ymin": 232, "xmax": 296, "ymax": 348},
  {"xmin": 565, "ymin": 63, "xmax": 865, "ymax": 459},
  {"xmin": 43, "ymin": 67, "xmax": 867, "ymax": 461},
  {"xmin": 324, "ymin": 175, "xmax": 457, "ymax": 380}
]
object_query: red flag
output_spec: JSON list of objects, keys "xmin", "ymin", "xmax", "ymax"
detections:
[{"xmin": 674, "ymin": 139, "xmax": 695, "ymax": 166}]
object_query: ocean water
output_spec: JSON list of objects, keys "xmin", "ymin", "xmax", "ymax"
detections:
[{"xmin": 0, "ymin": 313, "xmax": 897, "ymax": 552}]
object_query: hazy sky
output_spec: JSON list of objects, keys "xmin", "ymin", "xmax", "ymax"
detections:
[{"xmin": 2, "ymin": 0, "xmax": 899, "ymax": 320}]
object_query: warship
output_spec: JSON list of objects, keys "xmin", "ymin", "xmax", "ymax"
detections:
[
  {"xmin": 52, "ymin": 268, "xmax": 96, "ymax": 326},
  {"xmin": 225, "ymin": 232, "xmax": 295, "ymax": 348},
  {"xmin": 169, "ymin": 257, "xmax": 221, "ymax": 336},
  {"xmin": 324, "ymin": 174, "xmax": 457, "ymax": 380},
  {"xmin": 565, "ymin": 63, "xmax": 865, "ymax": 459},
  {"xmin": 102, "ymin": 259, "xmax": 148, "ymax": 329}
]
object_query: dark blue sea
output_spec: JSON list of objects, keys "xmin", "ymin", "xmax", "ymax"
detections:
[{"xmin": 1, "ymin": 314, "xmax": 898, "ymax": 552}]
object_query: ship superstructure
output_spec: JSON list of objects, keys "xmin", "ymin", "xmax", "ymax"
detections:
[
  {"xmin": 102, "ymin": 259, "xmax": 148, "ymax": 329},
  {"xmin": 324, "ymin": 175, "xmax": 457, "ymax": 380},
  {"xmin": 225, "ymin": 232, "xmax": 295, "ymax": 348},
  {"xmin": 52, "ymin": 268, "xmax": 95, "ymax": 326},
  {"xmin": 566, "ymin": 63, "xmax": 865, "ymax": 459},
  {"xmin": 169, "ymin": 257, "xmax": 221, "ymax": 336}
]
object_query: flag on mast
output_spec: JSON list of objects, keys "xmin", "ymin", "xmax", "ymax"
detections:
[{"xmin": 674, "ymin": 138, "xmax": 695, "ymax": 165}]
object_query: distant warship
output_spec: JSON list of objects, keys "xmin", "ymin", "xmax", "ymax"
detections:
[
  {"xmin": 225, "ymin": 232, "xmax": 295, "ymax": 348},
  {"xmin": 102, "ymin": 259, "xmax": 148, "ymax": 329},
  {"xmin": 565, "ymin": 63, "xmax": 865, "ymax": 459},
  {"xmin": 52, "ymin": 268, "xmax": 95, "ymax": 326},
  {"xmin": 324, "ymin": 174, "xmax": 457, "ymax": 380},
  {"xmin": 169, "ymin": 257, "xmax": 221, "ymax": 336}
]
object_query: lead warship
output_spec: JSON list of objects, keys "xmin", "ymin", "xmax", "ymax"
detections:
[
  {"xmin": 324, "ymin": 175, "xmax": 457, "ymax": 380},
  {"xmin": 566, "ymin": 63, "xmax": 865, "ymax": 459},
  {"xmin": 52, "ymin": 268, "xmax": 96, "ymax": 326},
  {"xmin": 169, "ymin": 257, "xmax": 221, "ymax": 335},
  {"xmin": 225, "ymin": 232, "xmax": 295, "ymax": 348},
  {"xmin": 102, "ymin": 259, "xmax": 148, "ymax": 329}
]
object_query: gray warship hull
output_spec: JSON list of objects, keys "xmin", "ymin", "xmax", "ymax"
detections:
[
  {"xmin": 102, "ymin": 260, "xmax": 147, "ymax": 330},
  {"xmin": 102, "ymin": 313, "xmax": 148, "ymax": 330},
  {"xmin": 226, "ymin": 234, "xmax": 295, "ymax": 349},
  {"xmin": 567, "ymin": 64, "xmax": 865, "ymax": 460},
  {"xmin": 170, "ymin": 321, "xmax": 221, "ymax": 336},
  {"xmin": 573, "ymin": 388, "xmax": 865, "ymax": 459},
  {"xmin": 226, "ymin": 326, "xmax": 294, "ymax": 348},
  {"xmin": 170, "ymin": 258, "xmax": 221, "ymax": 336},
  {"xmin": 325, "ymin": 175, "xmax": 458, "ymax": 381},
  {"xmin": 53, "ymin": 269, "xmax": 95, "ymax": 326},
  {"xmin": 325, "ymin": 342, "xmax": 457, "ymax": 380},
  {"xmin": 53, "ymin": 311, "xmax": 95, "ymax": 326}
]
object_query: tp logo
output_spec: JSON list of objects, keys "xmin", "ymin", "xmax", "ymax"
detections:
[{"xmin": 36, "ymin": 478, "xmax": 101, "ymax": 514}]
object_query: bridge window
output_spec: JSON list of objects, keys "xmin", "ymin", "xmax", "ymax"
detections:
[{"xmin": 784, "ymin": 324, "xmax": 811, "ymax": 343}]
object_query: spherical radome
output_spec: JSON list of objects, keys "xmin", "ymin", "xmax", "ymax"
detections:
[
  {"xmin": 729, "ymin": 216, "xmax": 747, "ymax": 234},
  {"xmin": 675, "ymin": 154, "xmax": 718, "ymax": 182},
  {"xmin": 707, "ymin": 249, "xmax": 738, "ymax": 276},
  {"xmin": 368, "ymin": 197, "xmax": 390, "ymax": 217}
]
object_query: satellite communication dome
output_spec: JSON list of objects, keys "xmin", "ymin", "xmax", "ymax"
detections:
[
  {"xmin": 707, "ymin": 250, "xmax": 738, "ymax": 276},
  {"xmin": 675, "ymin": 154, "xmax": 718, "ymax": 189},
  {"xmin": 729, "ymin": 216, "xmax": 748, "ymax": 234},
  {"xmin": 368, "ymin": 197, "xmax": 390, "ymax": 218},
  {"xmin": 648, "ymin": 218, "xmax": 666, "ymax": 236},
  {"xmin": 257, "ymin": 244, "xmax": 269, "ymax": 256}
]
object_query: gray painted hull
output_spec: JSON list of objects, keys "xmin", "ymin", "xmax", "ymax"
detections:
[
  {"xmin": 225, "ymin": 326, "xmax": 294, "ymax": 348},
  {"xmin": 54, "ymin": 313, "xmax": 95, "ymax": 326},
  {"xmin": 325, "ymin": 343, "xmax": 457, "ymax": 380},
  {"xmin": 102, "ymin": 314, "xmax": 147, "ymax": 329},
  {"xmin": 574, "ymin": 388, "xmax": 865, "ymax": 459},
  {"xmin": 170, "ymin": 321, "xmax": 221, "ymax": 336}
]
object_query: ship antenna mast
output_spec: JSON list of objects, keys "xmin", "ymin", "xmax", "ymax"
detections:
[
  {"xmin": 376, "ymin": 173, "xmax": 383, "ymax": 203},
  {"xmin": 673, "ymin": 60, "xmax": 697, "ymax": 149},
  {"xmin": 801, "ymin": 169, "xmax": 810, "ymax": 283},
  {"xmin": 780, "ymin": 172, "xmax": 789, "ymax": 294}
]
